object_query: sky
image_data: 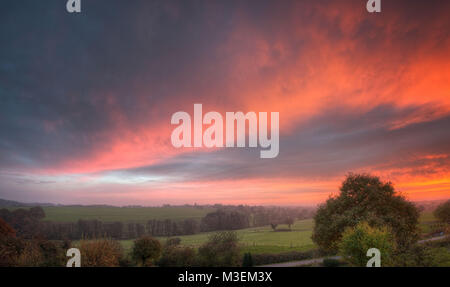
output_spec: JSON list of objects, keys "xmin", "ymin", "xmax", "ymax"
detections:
[{"xmin": 0, "ymin": 0, "xmax": 449, "ymax": 206}]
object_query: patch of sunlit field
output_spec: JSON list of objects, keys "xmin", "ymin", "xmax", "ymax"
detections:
[
  {"xmin": 418, "ymin": 211, "xmax": 438, "ymax": 234},
  {"xmin": 120, "ymin": 219, "xmax": 316, "ymax": 255},
  {"xmin": 119, "ymin": 212, "xmax": 439, "ymax": 255},
  {"xmin": 16, "ymin": 206, "xmax": 216, "ymax": 223}
]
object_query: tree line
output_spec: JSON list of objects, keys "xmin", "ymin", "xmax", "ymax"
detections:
[{"xmin": 0, "ymin": 205, "xmax": 315, "ymax": 241}]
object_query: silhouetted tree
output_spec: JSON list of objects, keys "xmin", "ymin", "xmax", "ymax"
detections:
[
  {"xmin": 132, "ymin": 236, "xmax": 162, "ymax": 266},
  {"xmin": 285, "ymin": 217, "xmax": 295, "ymax": 230},
  {"xmin": 270, "ymin": 223, "xmax": 278, "ymax": 231}
]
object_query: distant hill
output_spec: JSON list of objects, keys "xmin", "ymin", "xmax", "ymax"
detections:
[
  {"xmin": 0, "ymin": 198, "xmax": 56, "ymax": 207},
  {"xmin": 414, "ymin": 199, "xmax": 449, "ymax": 212}
]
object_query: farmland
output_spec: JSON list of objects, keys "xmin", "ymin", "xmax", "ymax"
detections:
[
  {"xmin": 7, "ymin": 205, "xmax": 442, "ymax": 256},
  {"xmin": 116, "ymin": 211, "xmax": 439, "ymax": 255},
  {"xmin": 418, "ymin": 211, "xmax": 439, "ymax": 234},
  {"xmin": 118, "ymin": 219, "xmax": 316, "ymax": 255},
  {"xmin": 27, "ymin": 205, "xmax": 216, "ymax": 223}
]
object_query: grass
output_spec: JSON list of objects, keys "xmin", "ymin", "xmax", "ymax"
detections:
[
  {"xmin": 11, "ymin": 205, "xmax": 439, "ymax": 256},
  {"xmin": 2, "ymin": 206, "xmax": 216, "ymax": 223},
  {"xmin": 24, "ymin": 206, "xmax": 216, "ymax": 223},
  {"xmin": 119, "ymin": 219, "xmax": 316, "ymax": 255},
  {"xmin": 118, "ymin": 211, "xmax": 439, "ymax": 255},
  {"xmin": 418, "ymin": 211, "xmax": 439, "ymax": 235},
  {"xmin": 419, "ymin": 211, "xmax": 437, "ymax": 223}
]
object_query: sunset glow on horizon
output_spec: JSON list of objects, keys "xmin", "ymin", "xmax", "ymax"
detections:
[{"xmin": 1, "ymin": 0, "xmax": 449, "ymax": 206}]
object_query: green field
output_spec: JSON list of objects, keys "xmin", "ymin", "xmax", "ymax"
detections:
[
  {"xmin": 119, "ymin": 219, "xmax": 316, "ymax": 255},
  {"xmin": 419, "ymin": 211, "xmax": 437, "ymax": 222},
  {"xmin": 31, "ymin": 206, "xmax": 216, "ymax": 223},
  {"xmin": 10, "ymin": 205, "xmax": 440, "ymax": 256},
  {"xmin": 418, "ymin": 211, "xmax": 439, "ymax": 234},
  {"xmin": 117, "ymin": 212, "xmax": 438, "ymax": 255}
]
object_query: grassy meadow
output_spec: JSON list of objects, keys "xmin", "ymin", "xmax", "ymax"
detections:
[
  {"xmin": 25, "ymin": 205, "xmax": 216, "ymax": 223},
  {"xmin": 118, "ymin": 211, "xmax": 440, "ymax": 255},
  {"xmin": 118, "ymin": 219, "xmax": 316, "ymax": 255},
  {"xmin": 10, "ymin": 205, "xmax": 441, "ymax": 256},
  {"xmin": 418, "ymin": 211, "xmax": 439, "ymax": 234}
]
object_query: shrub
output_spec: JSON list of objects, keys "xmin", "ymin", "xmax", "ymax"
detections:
[
  {"xmin": 158, "ymin": 245, "xmax": 196, "ymax": 267},
  {"xmin": 197, "ymin": 231, "xmax": 240, "ymax": 267},
  {"xmin": 393, "ymin": 243, "xmax": 450, "ymax": 267},
  {"xmin": 0, "ymin": 228, "xmax": 66, "ymax": 267},
  {"xmin": 0, "ymin": 236, "xmax": 22, "ymax": 266},
  {"xmin": 0, "ymin": 218, "xmax": 16, "ymax": 237},
  {"xmin": 35, "ymin": 239, "xmax": 67, "ymax": 267},
  {"xmin": 338, "ymin": 222, "xmax": 395, "ymax": 266},
  {"xmin": 80, "ymin": 238, "xmax": 123, "ymax": 267},
  {"xmin": 132, "ymin": 236, "xmax": 162, "ymax": 266},
  {"xmin": 15, "ymin": 240, "xmax": 44, "ymax": 267}
]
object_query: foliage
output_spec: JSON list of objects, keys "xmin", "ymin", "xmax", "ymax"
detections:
[
  {"xmin": 285, "ymin": 217, "xmax": 295, "ymax": 229},
  {"xmin": 338, "ymin": 222, "xmax": 395, "ymax": 266},
  {"xmin": 242, "ymin": 252, "xmax": 254, "ymax": 267},
  {"xmin": 0, "ymin": 240, "xmax": 22, "ymax": 266},
  {"xmin": 393, "ymin": 242, "xmax": 450, "ymax": 267},
  {"xmin": 0, "ymin": 207, "xmax": 46, "ymax": 238},
  {"xmin": 80, "ymin": 238, "xmax": 123, "ymax": 267},
  {"xmin": 312, "ymin": 173, "xmax": 419, "ymax": 253},
  {"xmin": 132, "ymin": 236, "xmax": 162, "ymax": 266},
  {"xmin": 270, "ymin": 223, "xmax": 278, "ymax": 231},
  {"xmin": 157, "ymin": 245, "xmax": 196, "ymax": 267},
  {"xmin": 0, "ymin": 236, "xmax": 66, "ymax": 267},
  {"xmin": 0, "ymin": 218, "xmax": 15, "ymax": 237},
  {"xmin": 201, "ymin": 210, "xmax": 249, "ymax": 231},
  {"xmin": 434, "ymin": 200, "xmax": 450, "ymax": 224},
  {"xmin": 197, "ymin": 231, "xmax": 241, "ymax": 267}
]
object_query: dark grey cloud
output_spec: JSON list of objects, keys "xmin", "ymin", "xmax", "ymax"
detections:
[
  {"xmin": 0, "ymin": 0, "xmax": 449, "ymax": 173},
  {"xmin": 0, "ymin": 0, "xmax": 240, "ymax": 169}
]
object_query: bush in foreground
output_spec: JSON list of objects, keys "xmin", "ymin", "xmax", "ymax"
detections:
[
  {"xmin": 80, "ymin": 238, "xmax": 123, "ymax": 267},
  {"xmin": 158, "ymin": 245, "xmax": 196, "ymax": 267},
  {"xmin": 132, "ymin": 236, "xmax": 162, "ymax": 266},
  {"xmin": 339, "ymin": 222, "xmax": 395, "ymax": 267},
  {"xmin": 197, "ymin": 231, "xmax": 240, "ymax": 267}
]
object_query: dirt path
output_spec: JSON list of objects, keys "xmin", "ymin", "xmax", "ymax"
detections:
[
  {"xmin": 418, "ymin": 235, "xmax": 447, "ymax": 244},
  {"xmin": 260, "ymin": 256, "xmax": 341, "ymax": 267}
]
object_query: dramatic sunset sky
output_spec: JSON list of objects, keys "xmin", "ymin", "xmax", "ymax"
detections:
[{"xmin": 0, "ymin": 0, "xmax": 449, "ymax": 206}]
